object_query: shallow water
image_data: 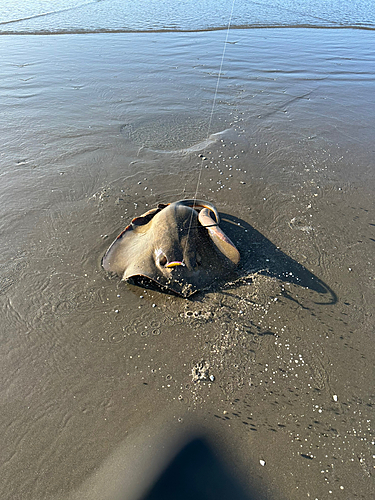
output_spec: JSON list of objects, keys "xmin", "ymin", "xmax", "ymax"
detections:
[{"xmin": 0, "ymin": 26, "xmax": 374, "ymax": 500}]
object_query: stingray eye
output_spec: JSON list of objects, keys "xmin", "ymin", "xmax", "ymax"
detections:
[
  {"xmin": 159, "ymin": 254, "xmax": 168, "ymax": 267},
  {"xmin": 196, "ymin": 253, "xmax": 202, "ymax": 266},
  {"xmin": 155, "ymin": 249, "xmax": 168, "ymax": 267}
]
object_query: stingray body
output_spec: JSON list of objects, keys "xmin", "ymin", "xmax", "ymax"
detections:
[{"xmin": 102, "ymin": 199, "xmax": 240, "ymax": 297}]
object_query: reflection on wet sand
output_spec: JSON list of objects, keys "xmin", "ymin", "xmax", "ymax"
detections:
[{"xmin": 0, "ymin": 27, "xmax": 374, "ymax": 500}]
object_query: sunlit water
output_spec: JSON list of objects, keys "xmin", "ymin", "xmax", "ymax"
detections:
[
  {"xmin": 1, "ymin": 0, "xmax": 374, "ymax": 33},
  {"xmin": 0, "ymin": 2, "xmax": 374, "ymax": 500}
]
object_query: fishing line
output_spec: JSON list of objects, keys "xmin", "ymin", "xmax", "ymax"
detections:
[{"xmin": 184, "ymin": 0, "xmax": 236, "ymax": 254}]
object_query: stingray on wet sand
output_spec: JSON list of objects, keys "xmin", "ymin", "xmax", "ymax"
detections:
[{"xmin": 102, "ymin": 200, "xmax": 240, "ymax": 297}]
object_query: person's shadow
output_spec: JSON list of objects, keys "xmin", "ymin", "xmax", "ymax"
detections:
[{"xmin": 219, "ymin": 212, "xmax": 337, "ymax": 306}]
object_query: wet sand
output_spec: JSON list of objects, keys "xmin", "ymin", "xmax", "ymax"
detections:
[{"xmin": 0, "ymin": 29, "xmax": 374, "ymax": 499}]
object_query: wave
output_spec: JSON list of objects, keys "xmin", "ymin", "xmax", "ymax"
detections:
[
  {"xmin": 1, "ymin": 23, "xmax": 374, "ymax": 36},
  {"xmin": 1, "ymin": 0, "xmax": 374, "ymax": 35},
  {"xmin": 145, "ymin": 129, "xmax": 232, "ymax": 155},
  {"xmin": 0, "ymin": 1, "xmax": 103, "ymax": 26}
]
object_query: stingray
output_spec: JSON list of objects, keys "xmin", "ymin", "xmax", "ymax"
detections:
[{"xmin": 102, "ymin": 199, "xmax": 240, "ymax": 297}]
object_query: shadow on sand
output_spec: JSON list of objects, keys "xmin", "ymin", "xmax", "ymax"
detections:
[
  {"xmin": 140, "ymin": 436, "xmax": 269, "ymax": 500},
  {"xmin": 218, "ymin": 212, "xmax": 337, "ymax": 306}
]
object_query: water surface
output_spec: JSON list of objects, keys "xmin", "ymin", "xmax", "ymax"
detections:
[
  {"xmin": 0, "ymin": 5, "xmax": 374, "ymax": 500},
  {"xmin": 1, "ymin": 0, "xmax": 374, "ymax": 33}
]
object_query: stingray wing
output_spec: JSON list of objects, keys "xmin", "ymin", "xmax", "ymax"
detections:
[{"xmin": 102, "ymin": 207, "xmax": 162, "ymax": 277}]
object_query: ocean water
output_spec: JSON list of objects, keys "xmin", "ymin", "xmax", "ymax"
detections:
[
  {"xmin": 1, "ymin": 0, "xmax": 374, "ymax": 34},
  {"xmin": 1, "ymin": 2, "xmax": 375, "ymax": 500}
]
